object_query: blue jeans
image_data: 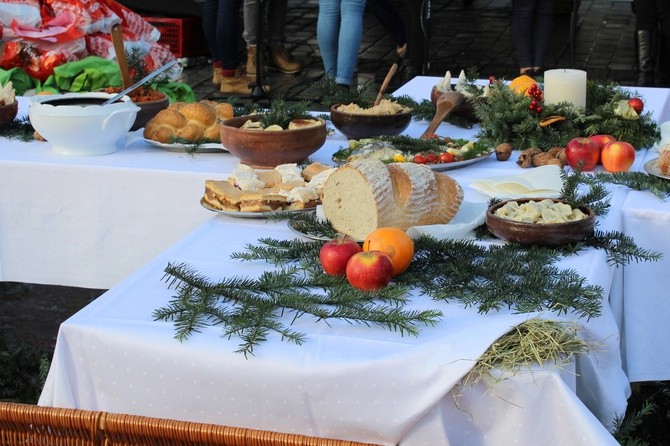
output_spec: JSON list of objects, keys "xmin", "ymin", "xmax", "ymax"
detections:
[
  {"xmin": 317, "ymin": 0, "xmax": 367, "ymax": 86},
  {"xmin": 202, "ymin": 0, "xmax": 243, "ymax": 70}
]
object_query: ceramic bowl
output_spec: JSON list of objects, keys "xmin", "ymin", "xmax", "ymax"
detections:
[
  {"xmin": 329, "ymin": 104, "xmax": 412, "ymax": 140},
  {"xmin": 29, "ymin": 92, "xmax": 139, "ymax": 156},
  {"xmin": 486, "ymin": 198, "xmax": 595, "ymax": 246},
  {"xmin": 219, "ymin": 115, "xmax": 327, "ymax": 169},
  {"xmin": 0, "ymin": 100, "xmax": 18, "ymax": 131}
]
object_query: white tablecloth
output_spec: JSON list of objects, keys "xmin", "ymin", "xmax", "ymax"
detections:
[
  {"xmin": 39, "ymin": 214, "xmax": 626, "ymax": 445},
  {"xmin": 617, "ymin": 148, "xmax": 670, "ymax": 382}
]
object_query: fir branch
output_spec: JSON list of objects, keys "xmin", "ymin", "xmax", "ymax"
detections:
[
  {"xmin": 596, "ymin": 171, "xmax": 670, "ymax": 199},
  {"xmin": 583, "ymin": 230, "xmax": 663, "ymax": 266},
  {"xmin": 0, "ymin": 116, "xmax": 35, "ymax": 142}
]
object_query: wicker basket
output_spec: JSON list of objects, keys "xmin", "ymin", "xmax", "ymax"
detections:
[{"xmin": 0, "ymin": 402, "xmax": 379, "ymax": 445}]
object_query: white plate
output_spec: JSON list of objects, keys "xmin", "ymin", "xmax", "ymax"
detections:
[
  {"xmin": 145, "ymin": 138, "xmax": 227, "ymax": 153},
  {"xmin": 200, "ymin": 198, "xmax": 316, "ymax": 218},
  {"xmin": 644, "ymin": 157, "xmax": 670, "ymax": 180},
  {"xmin": 429, "ymin": 153, "xmax": 493, "ymax": 171}
]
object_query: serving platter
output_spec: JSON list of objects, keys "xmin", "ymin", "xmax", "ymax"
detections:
[
  {"xmin": 429, "ymin": 153, "xmax": 492, "ymax": 171},
  {"xmin": 200, "ymin": 198, "xmax": 315, "ymax": 219},
  {"xmin": 643, "ymin": 157, "xmax": 670, "ymax": 180},
  {"xmin": 145, "ymin": 138, "xmax": 227, "ymax": 153}
]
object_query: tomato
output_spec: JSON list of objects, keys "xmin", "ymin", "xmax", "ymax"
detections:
[
  {"xmin": 426, "ymin": 153, "xmax": 438, "ymax": 163},
  {"xmin": 412, "ymin": 154, "xmax": 427, "ymax": 164},
  {"xmin": 438, "ymin": 152, "xmax": 455, "ymax": 163}
]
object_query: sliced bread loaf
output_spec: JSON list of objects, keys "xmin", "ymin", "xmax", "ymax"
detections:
[{"xmin": 321, "ymin": 159, "xmax": 463, "ymax": 240}]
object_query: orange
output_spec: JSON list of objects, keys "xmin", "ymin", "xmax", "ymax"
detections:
[
  {"xmin": 509, "ymin": 74, "xmax": 537, "ymax": 96},
  {"xmin": 362, "ymin": 227, "xmax": 415, "ymax": 277}
]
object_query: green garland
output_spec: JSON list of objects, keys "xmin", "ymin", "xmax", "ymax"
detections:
[{"xmin": 475, "ymin": 79, "xmax": 660, "ymax": 151}]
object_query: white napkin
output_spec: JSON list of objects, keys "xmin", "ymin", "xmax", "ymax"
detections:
[
  {"xmin": 406, "ymin": 201, "xmax": 487, "ymax": 240},
  {"xmin": 469, "ymin": 165, "xmax": 563, "ymax": 199},
  {"xmin": 652, "ymin": 121, "xmax": 670, "ymax": 151}
]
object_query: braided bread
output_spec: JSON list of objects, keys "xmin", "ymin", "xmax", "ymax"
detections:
[{"xmin": 143, "ymin": 100, "xmax": 234, "ymax": 143}]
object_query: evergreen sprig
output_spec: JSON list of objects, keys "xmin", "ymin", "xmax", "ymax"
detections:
[
  {"xmin": 155, "ymin": 260, "xmax": 441, "ymax": 356},
  {"xmin": 0, "ymin": 116, "xmax": 34, "ymax": 142},
  {"xmin": 596, "ymin": 171, "xmax": 670, "ymax": 199},
  {"xmin": 475, "ymin": 79, "xmax": 660, "ymax": 150}
]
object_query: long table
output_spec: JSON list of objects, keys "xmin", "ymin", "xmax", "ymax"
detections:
[{"xmin": 9, "ymin": 75, "xmax": 669, "ymax": 442}]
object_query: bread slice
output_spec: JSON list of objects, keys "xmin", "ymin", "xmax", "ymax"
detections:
[
  {"xmin": 321, "ymin": 159, "xmax": 398, "ymax": 240},
  {"xmin": 321, "ymin": 159, "xmax": 463, "ymax": 240}
]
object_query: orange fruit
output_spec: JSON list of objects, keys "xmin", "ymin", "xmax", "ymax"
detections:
[
  {"xmin": 509, "ymin": 74, "xmax": 537, "ymax": 96},
  {"xmin": 362, "ymin": 227, "xmax": 414, "ymax": 277}
]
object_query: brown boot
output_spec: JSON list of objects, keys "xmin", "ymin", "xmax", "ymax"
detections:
[
  {"xmin": 212, "ymin": 66, "xmax": 223, "ymax": 85},
  {"xmin": 269, "ymin": 45, "xmax": 302, "ymax": 74},
  {"xmin": 220, "ymin": 70, "xmax": 270, "ymax": 96},
  {"xmin": 246, "ymin": 45, "xmax": 257, "ymax": 80}
]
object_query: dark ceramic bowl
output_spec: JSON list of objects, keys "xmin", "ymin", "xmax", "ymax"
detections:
[
  {"xmin": 0, "ymin": 100, "xmax": 18, "ymax": 131},
  {"xmin": 131, "ymin": 92, "xmax": 169, "ymax": 131},
  {"xmin": 219, "ymin": 115, "xmax": 327, "ymax": 169},
  {"xmin": 329, "ymin": 104, "xmax": 412, "ymax": 140},
  {"xmin": 486, "ymin": 198, "xmax": 595, "ymax": 246}
]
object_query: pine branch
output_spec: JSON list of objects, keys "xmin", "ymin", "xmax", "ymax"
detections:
[{"xmin": 596, "ymin": 171, "xmax": 670, "ymax": 199}]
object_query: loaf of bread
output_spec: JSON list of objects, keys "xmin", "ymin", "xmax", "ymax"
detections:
[
  {"xmin": 144, "ymin": 100, "xmax": 234, "ymax": 143},
  {"xmin": 321, "ymin": 159, "xmax": 463, "ymax": 240}
]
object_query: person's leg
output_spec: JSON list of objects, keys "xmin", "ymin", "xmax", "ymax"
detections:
[
  {"xmin": 403, "ymin": 0, "xmax": 426, "ymax": 77},
  {"xmin": 317, "ymin": 0, "xmax": 342, "ymax": 80},
  {"xmin": 634, "ymin": 0, "xmax": 658, "ymax": 86},
  {"xmin": 367, "ymin": 0, "xmax": 406, "ymax": 54},
  {"xmin": 512, "ymin": 0, "xmax": 535, "ymax": 73},
  {"xmin": 267, "ymin": 0, "xmax": 302, "ymax": 73},
  {"xmin": 530, "ymin": 0, "xmax": 555, "ymax": 71},
  {"xmin": 242, "ymin": 0, "xmax": 259, "ymax": 77},
  {"xmin": 655, "ymin": 0, "xmax": 670, "ymax": 86},
  {"xmin": 202, "ymin": 0, "xmax": 222, "ymax": 83},
  {"xmin": 335, "ymin": 0, "xmax": 366, "ymax": 86}
]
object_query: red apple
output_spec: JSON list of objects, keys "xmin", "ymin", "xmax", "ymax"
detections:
[
  {"xmin": 628, "ymin": 97, "xmax": 644, "ymax": 114},
  {"xmin": 565, "ymin": 137, "xmax": 600, "ymax": 171},
  {"xmin": 319, "ymin": 237, "xmax": 362, "ymax": 276},
  {"xmin": 345, "ymin": 251, "xmax": 393, "ymax": 291},
  {"xmin": 601, "ymin": 140, "xmax": 636, "ymax": 172}
]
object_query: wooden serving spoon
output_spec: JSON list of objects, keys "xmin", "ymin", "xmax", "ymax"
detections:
[
  {"xmin": 420, "ymin": 91, "xmax": 466, "ymax": 138},
  {"xmin": 374, "ymin": 63, "xmax": 398, "ymax": 106},
  {"xmin": 111, "ymin": 23, "xmax": 132, "ymax": 90}
]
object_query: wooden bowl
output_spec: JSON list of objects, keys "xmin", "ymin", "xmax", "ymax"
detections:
[
  {"xmin": 219, "ymin": 115, "xmax": 327, "ymax": 169},
  {"xmin": 430, "ymin": 85, "xmax": 478, "ymax": 122},
  {"xmin": 330, "ymin": 104, "xmax": 412, "ymax": 140},
  {"xmin": 486, "ymin": 198, "xmax": 595, "ymax": 246},
  {"xmin": 131, "ymin": 91, "xmax": 169, "ymax": 131},
  {"xmin": 0, "ymin": 100, "xmax": 18, "ymax": 131}
]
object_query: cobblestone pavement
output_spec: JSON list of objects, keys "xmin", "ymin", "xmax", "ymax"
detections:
[{"xmin": 183, "ymin": 0, "xmax": 638, "ymax": 106}]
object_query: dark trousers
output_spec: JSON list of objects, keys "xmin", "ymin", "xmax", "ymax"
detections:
[
  {"xmin": 202, "ymin": 0, "xmax": 243, "ymax": 70},
  {"xmin": 511, "ymin": 0, "xmax": 556, "ymax": 69}
]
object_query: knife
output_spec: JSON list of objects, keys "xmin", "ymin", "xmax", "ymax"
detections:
[{"xmin": 102, "ymin": 59, "xmax": 179, "ymax": 106}]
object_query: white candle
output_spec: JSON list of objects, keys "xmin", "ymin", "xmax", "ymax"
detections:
[{"xmin": 543, "ymin": 69, "xmax": 587, "ymax": 108}]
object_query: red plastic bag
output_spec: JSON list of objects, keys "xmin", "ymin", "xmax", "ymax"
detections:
[{"xmin": 43, "ymin": 0, "xmax": 120, "ymax": 35}]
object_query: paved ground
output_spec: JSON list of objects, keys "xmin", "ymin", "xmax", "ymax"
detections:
[{"xmin": 182, "ymin": 0, "xmax": 638, "ymax": 107}]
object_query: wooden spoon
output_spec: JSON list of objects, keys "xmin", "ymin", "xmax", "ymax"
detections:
[
  {"xmin": 420, "ymin": 91, "xmax": 466, "ymax": 138},
  {"xmin": 111, "ymin": 23, "xmax": 132, "ymax": 90},
  {"xmin": 374, "ymin": 63, "xmax": 398, "ymax": 106}
]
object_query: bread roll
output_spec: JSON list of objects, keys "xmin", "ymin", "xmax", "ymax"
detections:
[
  {"xmin": 659, "ymin": 149, "xmax": 670, "ymax": 175},
  {"xmin": 144, "ymin": 100, "xmax": 233, "ymax": 143},
  {"xmin": 321, "ymin": 159, "xmax": 463, "ymax": 240}
]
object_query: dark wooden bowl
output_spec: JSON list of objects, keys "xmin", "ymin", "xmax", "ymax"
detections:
[
  {"xmin": 0, "ymin": 100, "xmax": 18, "ymax": 131},
  {"xmin": 486, "ymin": 198, "xmax": 595, "ymax": 246},
  {"xmin": 329, "ymin": 104, "xmax": 411, "ymax": 140},
  {"xmin": 131, "ymin": 92, "xmax": 169, "ymax": 131},
  {"xmin": 219, "ymin": 115, "xmax": 327, "ymax": 169}
]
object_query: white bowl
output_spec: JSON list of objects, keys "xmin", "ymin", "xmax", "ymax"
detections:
[{"xmin": 29, "ymin": 92, "xmax": 140, "ymax": 156}]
